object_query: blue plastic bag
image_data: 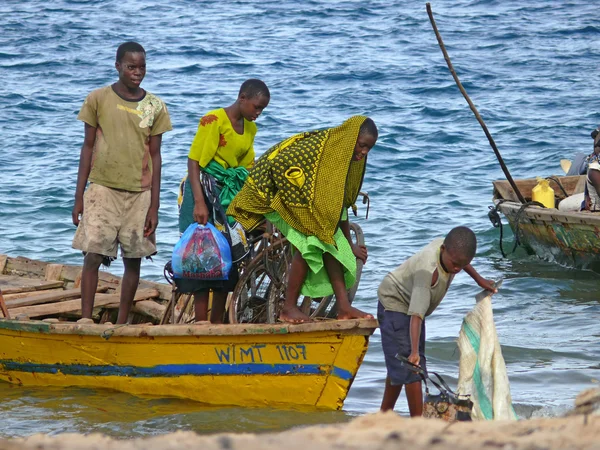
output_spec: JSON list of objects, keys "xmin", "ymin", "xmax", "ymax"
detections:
[{"xmin": 172, "ymin": 223, "xmax": 232, "ymax": 280}]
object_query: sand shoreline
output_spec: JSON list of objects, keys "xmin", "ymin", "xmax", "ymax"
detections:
[{"xmin": 2, "ymin": 411, "xmax": 598, "ymax": 450}]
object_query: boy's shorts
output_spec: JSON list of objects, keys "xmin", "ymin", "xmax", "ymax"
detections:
[
  {"xmin": 377, "ymin": 300, "xmax": 427, "ymax": 386},
  {"xmin": 72, "ymin": 183, "xmax": 157, "ymax": 259}
]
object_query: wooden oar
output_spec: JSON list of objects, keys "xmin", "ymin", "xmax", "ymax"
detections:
[
  {"xmin": 426, "ymin": 3, "xmax": 526, "ymax": 204},
  {"xmin": 0, "ymin": 290, "xmax": 10, "ymax": 319}
]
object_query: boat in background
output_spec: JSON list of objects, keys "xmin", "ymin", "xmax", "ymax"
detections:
[
  {"xmin": 491, "ymin": 175, "xmax": 600, "ymax": 271},
  {"xmin": 0, "ymin": 255, "xmax": 376, "ymax": 410}
]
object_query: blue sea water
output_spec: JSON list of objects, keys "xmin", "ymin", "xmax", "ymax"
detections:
[{"xmin": 1, "ymin": 0, "xmax": 599, "ymax": 438}]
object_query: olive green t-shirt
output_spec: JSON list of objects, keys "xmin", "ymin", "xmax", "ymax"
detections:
[
  {"xmin": 378, "ymin": 238, "xmax": 454, "ymax": 318},
  {"xmin": 77, "ymin": 86, "xmax": 172, "ymax": 192}
]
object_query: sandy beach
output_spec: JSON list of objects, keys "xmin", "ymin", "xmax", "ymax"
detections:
[{"xmin": 2, "ymin": 410, "xmax": 598, "ymax": 450}]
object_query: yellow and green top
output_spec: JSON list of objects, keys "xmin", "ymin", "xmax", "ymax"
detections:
[
  {"xmin": 188, "ymin": 108, "xmax": 257, "ymax": 169},
  {"xmin": 227, "ymin": 116, "xmax": 367, "ymax": 245},
  {"xmin": 77, "ymin": 86, "xmax": 172, "ymax": 192}
]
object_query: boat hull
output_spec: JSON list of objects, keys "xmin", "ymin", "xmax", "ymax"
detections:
[
  {"xmin": 496, "ymin": 200, "xmax": 600, "ymax": 270},
  {"xmin": 0, "ymin": 319, "xmax": 376, "ymax": 410}
]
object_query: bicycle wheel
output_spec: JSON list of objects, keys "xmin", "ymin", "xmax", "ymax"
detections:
[
  {"xmin": 264, "ymin": 240, "xmax": 293, "ymax": 323},
  {"xmin": 229, "ymin": 238, "xmax": 290, "ymax": 324}
]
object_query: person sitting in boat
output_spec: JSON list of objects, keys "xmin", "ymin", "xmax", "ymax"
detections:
[
  {"xmin": 178, "ymin": 79, "xmax": 270, "ymax": 323},
  {"xmin": 584, "ymin": 128, "xmax": 600, "ymax": 212},
  {"xmin": 72, "ymin": 42, "xmax": 172, "ymax": 324},
  {"xmin": 227, "ymin": 116, "xmax": 377, "ymax": 323},
  {"xmin": 376, "ymin": 226, "xmax": 496, "ymax": 416}
]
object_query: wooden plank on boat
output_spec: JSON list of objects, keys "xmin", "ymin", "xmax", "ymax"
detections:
[
  {"xmin": 45, "ymin": 264, "xmax": 64, "ymax": 281},
  {"xmin": 0, "ymin": 278, "xmax": 65, "ymax": 295},
  {"xmin": 8, "ymin": 288, "xmax": 159, "ymax": 319},
  {"xmin": 5, "ymin": 286, "xmax": 109, "ymax": 309},
  {"xmin": 3, "ymin": 288, "xmax": 63, "ymax": 301},
  {"xmin": 4, "ymin": 256, "xmax": 48, "ymax": 277},
  {"xmin": 0, "ymin": 291, "xmax": 9, "ymax": 319},
  {"xmin": 138, "ymin": 279, "xmax": 172, "ymax": 301},
  {"xmin": 493, "ymin": 175, "xmax": 585, "ymax": 202},
  {"xmin": 37, "ymin": 317, "xmax": 379, "ymax": 337},
  {"xmin": 131, "ymin": 300, "xmax": 166, "ymax": 322}
]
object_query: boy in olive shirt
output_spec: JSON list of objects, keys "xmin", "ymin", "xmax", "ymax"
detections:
[
  {"xmin": 377, "ymin": 226, "xmax": 496, "ymax": 415},
  {"xmin": 72, "ymin": 42, "xmax": 172, "ymax": 324}
]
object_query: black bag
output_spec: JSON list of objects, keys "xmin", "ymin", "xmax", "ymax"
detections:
[{"xmin": 396, "ymin": 354, "xmax": 473, "ymax": 422}]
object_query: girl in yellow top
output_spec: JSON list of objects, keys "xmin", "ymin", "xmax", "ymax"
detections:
[{"xmin": 178, "ymin": 79, "xmax": 270, "ymax": 323}]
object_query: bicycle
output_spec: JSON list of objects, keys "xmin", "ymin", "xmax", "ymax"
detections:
[
  {"xmin": 163, "ymin": 193, "xmax": 370, "ymax": 325},
  {"xmin": 229, "ymin": 192, "xmax": 370, "ymax": 324}
]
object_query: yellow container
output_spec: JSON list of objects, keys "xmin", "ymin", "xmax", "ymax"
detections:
[{"xmin": 532, "ymin": 178, "xmax": 555, "ymax": 208}]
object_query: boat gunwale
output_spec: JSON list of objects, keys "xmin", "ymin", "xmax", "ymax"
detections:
[
  {"xmin": 0, "ymin": 317, "xmax": 378, "ymax": 337},
  {"xmin": 494, "ymin": 199, "xmax": 600, "ymax": 225}
]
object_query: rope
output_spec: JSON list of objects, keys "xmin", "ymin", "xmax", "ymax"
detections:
[
  {"xmin": 545, "ymin": 176, "xmax": 569, "ymax": 199},
  {"xmin": 488, "ymin": 200, "xmax": 546, "ymax": 257}
]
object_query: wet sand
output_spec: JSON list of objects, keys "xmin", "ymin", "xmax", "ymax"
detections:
[{"xmin": 2, "ymin": 411, "xmax": 598, "ymax": 450}]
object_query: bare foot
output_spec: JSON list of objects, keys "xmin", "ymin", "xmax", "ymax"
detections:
[
  {"xmin": 279, "ymin": 305, "xmax": 311, "ymax": 323},
  {"xmin": 337, "ymin": 306, "xmax": 374, "ymax": 320},
  {"xmin": 193, "ymin": 320, "xmax": 211, "ymax": 325}
]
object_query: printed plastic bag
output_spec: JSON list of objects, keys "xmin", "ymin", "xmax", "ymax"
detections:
[{"xmin": 172, "ymin": 223, "xmax": 232, "ymax": 280}]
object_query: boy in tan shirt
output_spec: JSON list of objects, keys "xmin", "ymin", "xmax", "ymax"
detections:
[
  {"xmin": 377, "ymin": 226, "xmax": 496, "ymax": 415},
  {"xmin": 72, "ymin": 42, "xmax": 172, "ymax": 324}
]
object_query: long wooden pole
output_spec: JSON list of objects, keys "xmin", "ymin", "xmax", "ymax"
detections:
[{"xmin": 426, "ymin": 3, "xmax": 526, "ymax": 204}]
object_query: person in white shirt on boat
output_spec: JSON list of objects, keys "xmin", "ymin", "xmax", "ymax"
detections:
[{"xmin": 584, "ymin": 130, "xmax": 600, "ymax": 212}]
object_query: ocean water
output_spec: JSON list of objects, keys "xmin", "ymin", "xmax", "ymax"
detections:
[{"xmin": 1, "ymin": 0, "xmax": 599, "ymax": 439}]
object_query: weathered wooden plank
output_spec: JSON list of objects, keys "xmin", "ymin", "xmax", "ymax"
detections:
[
  {"xmin": 4, "ymin": 256, "xmax": 48, "ymax": 277},
  {"xmin": 8, "ymin": 288, "xmax": 159, "ymax": 319},
  {"xmin": 131, "ymin": 300, "xmax": 166, "ymax": 322},
  {"xmin": 3, "ymin": 288, "xmax": 64, "ymax": 301},
  {"xmin": 31, "ymin": 317, "xmax": 378, "ymax": 337},
  {"xmin": 493, "ymin": 175, "xmax": 585, "ymax": 202},
  {"xmin": 1, "ymin": 281, "xmax": 65, "ymax": 295},
  {"xmin": 0, "ymin": 255, "xmax": 7, "ymax": 274},
  {"xmin": 44, "ymin": 264, "xmax": 64, "ymax": 281},
  {"xmin": 2, "ymin": 256, "xmax": 171, "ymax": 300},
  {"xmin": 0, "ymin": 291, "xmax": 10, "ymax": 319},
  {"xmin": 5, "ymin": 286, "xmax": 109, "ymax": 309},
  {"xmin": 139, "ymin": 279, "xmax": 172, "ymax": 301}
]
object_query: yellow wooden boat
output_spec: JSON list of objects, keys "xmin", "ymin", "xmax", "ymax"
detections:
[{"xmin": 0, "ymin": 255, "xmax": 376, "ymax": 410}]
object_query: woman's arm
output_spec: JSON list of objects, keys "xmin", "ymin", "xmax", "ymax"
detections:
[
  {"xmin": 187, "ymin": 157, "xmax": 209, "ymax": 225},
  {"xmin": 340, "ymin": 218, "xmax": 368, "ymax": 263}
]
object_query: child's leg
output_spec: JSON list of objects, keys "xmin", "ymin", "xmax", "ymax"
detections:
[
  {"xmin": 405, "ymin": 381, "xmax": 424, "ymax": 417},
  {"xmin": 380, "ymin": 376, "xmax": 403, "ymax": 411},
  {"xmin": 280, "ymin": 251, "xmax": 310, "ymax": 323},
  {"xmin": 81, "ymin": 253, "xmax": 104, "ymax": 319},
  {"xmin": 116, "ymin": 257, "xmax": 141, "ymax": 324},
  {"xmin": 193, "ymin": 291, "xmax": 210, "ymax": 322},
  {"xmin": 210, "ymin": 292, "xmax": 228, "ymax": 324},
  {"xmin": 322, "ymin": 252, "xmax": 373, "ymax": 320}
]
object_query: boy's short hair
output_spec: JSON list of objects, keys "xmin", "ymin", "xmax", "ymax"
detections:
[
  {"xmin": 239, "ymin": 79, "xmax": 270, "ymax": 99},
  {"xmin": 116, "ymin": 42, "xmax": 146, "ymax": 62},
  {"xmin": 359, "ymin": 117, "xmax": 378, "ymax": 139},
  {"xmin": 444, "ymin": 226, "xmax": 477, "ymax": 260}
]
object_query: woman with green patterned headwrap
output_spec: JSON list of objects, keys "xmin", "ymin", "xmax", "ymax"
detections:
[{"xmin": 227, "ymin": 116, "xmax": 378, "ymax": 323}]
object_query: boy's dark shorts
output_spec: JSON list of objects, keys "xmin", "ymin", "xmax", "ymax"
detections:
[{"xmin": 377, "ymin": 301, "xmax": 427, "ymax": 386}]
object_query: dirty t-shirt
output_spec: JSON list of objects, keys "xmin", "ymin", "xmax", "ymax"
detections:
[
  {"xmin": 188, "ymin": 108, "xmax": 257, "ymax": 169},
  {"xmin": 77, "ymin": 86, "xmax": 172, "ymax": 192},
  {"xmin": 378, "ymin": 238, "xmax": 454, "ymax": 318}
]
